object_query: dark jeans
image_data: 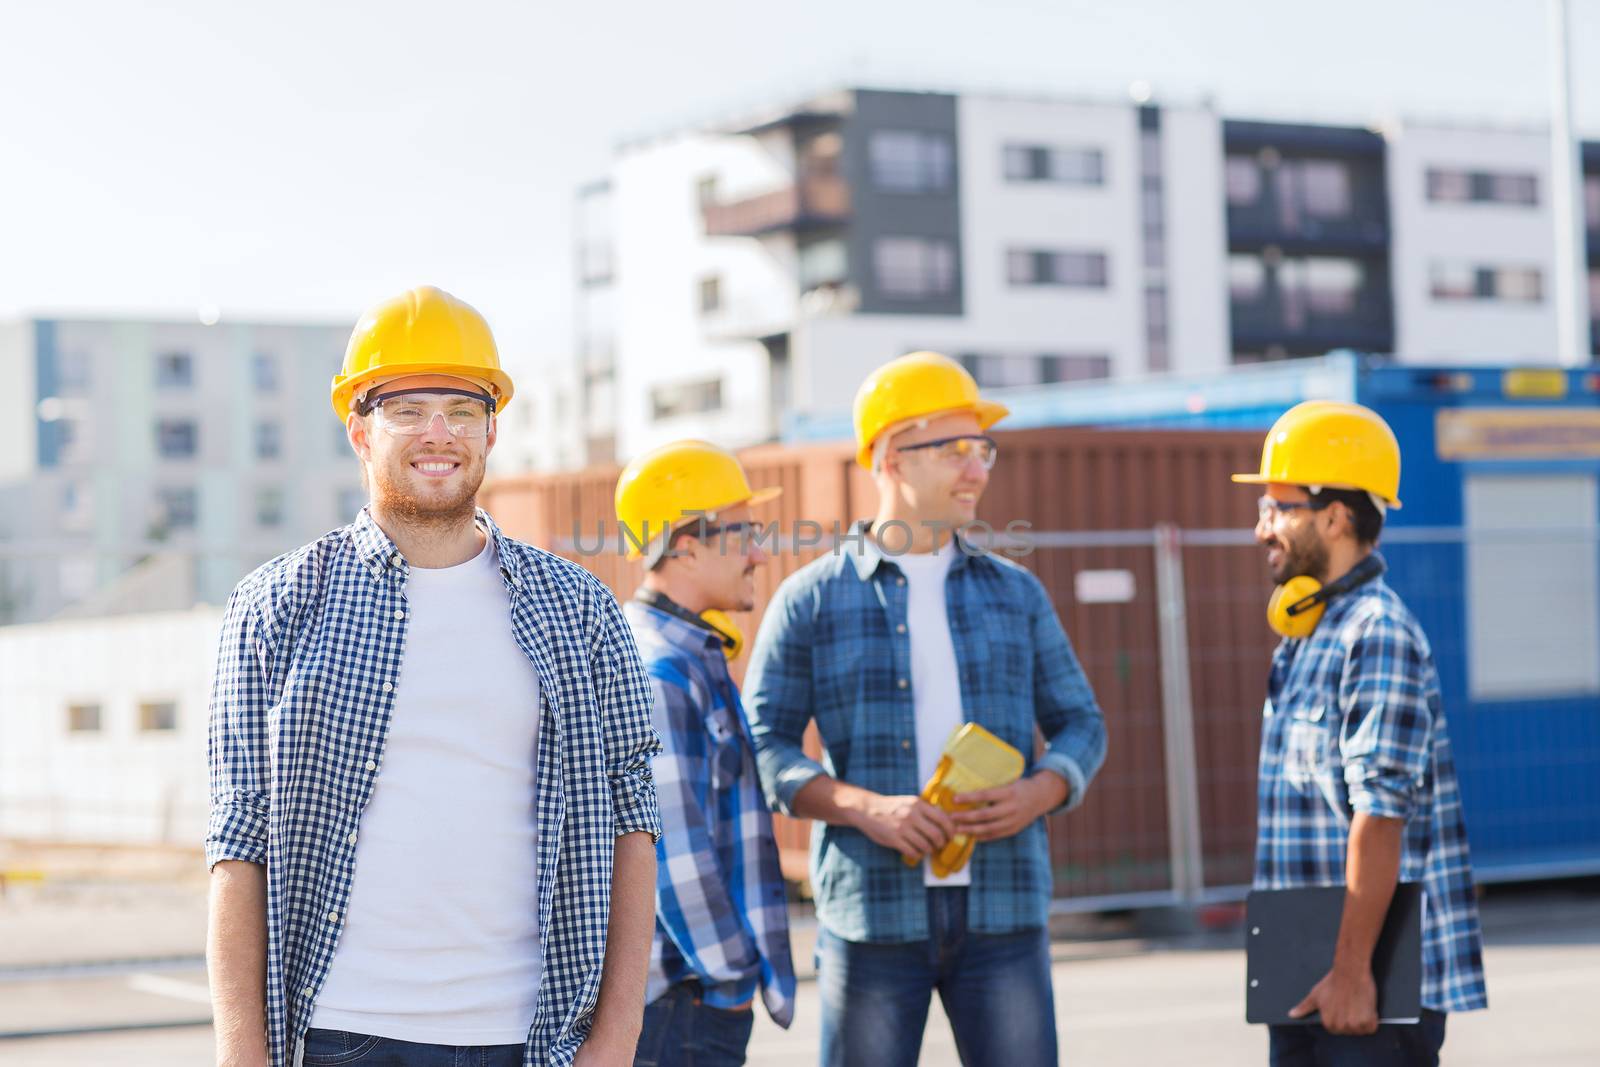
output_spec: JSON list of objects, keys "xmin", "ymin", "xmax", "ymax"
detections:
[
  {"xmin": 1269, "ymin": 1009, "xmax": 1448, "ymax": 1067},
  {"xmin": 817, "ymin": 887, "xmax": 1057, "ymax": 1067},
  {"xmin": 633, "ymin": 982, "xmax": 756, "ymax": 1067},
  {"xmin": 301, "ymin": 1028, "xmax": 525, "ymax": 1067}
]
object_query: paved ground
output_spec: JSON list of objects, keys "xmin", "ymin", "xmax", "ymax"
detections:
[{"xmin": 2, "ymin": 869, "xmax": 1597, "ymax": 1065}]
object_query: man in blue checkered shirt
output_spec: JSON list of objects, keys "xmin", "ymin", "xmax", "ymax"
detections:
[
  {"xmin": 615, "ymin": 441, "xmax": 796, "ymax": 1067},
  {"xmin": 205, "ymin": 288, "xmax": 663, "ymax": 1067},
  {"xmin": 744, "ymin": 353, "xmax": 1107, "ymax": 1067},
  {"xmin": 1235, "ymin": 402, "xmax": 1487, "ymax": 1067}
]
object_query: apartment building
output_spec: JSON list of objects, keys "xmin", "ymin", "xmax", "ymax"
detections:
[
  {"xmin": 0, "ymin": 316, "xmax": 360, "ymax": 624},
  {"xmin": 568, "ymin": 87, "xmax": 1600, "ymax": 466}
]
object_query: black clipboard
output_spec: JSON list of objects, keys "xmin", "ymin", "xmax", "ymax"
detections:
[{"xmin": 1245, "ymin": 883, "xmax": 1423, "ymax": 1026}]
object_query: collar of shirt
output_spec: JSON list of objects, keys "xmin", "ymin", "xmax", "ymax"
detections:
[
  {"xmin": 628, "ymin": 598, "xmax": 727, "ymax": 661},
  {"xmin": 349, "ymin": 506, "xmax": 531, "ymax": 594},
  {"xmin": 844, "ymin": 520, "xmax": 985, "ymax": 581}
]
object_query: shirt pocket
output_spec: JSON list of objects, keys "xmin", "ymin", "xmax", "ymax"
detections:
[
  {"xmin": 1282, "ymin": 704, "xmax": 1331, "ymax": 785},
  {"xmin": 705, "ymin": 709, "xmax": 743, "ymax": 791}
]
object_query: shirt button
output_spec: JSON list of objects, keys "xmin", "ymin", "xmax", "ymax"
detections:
[
  {"xmin": 391, "ymin": 554, "xmax": 402, "ymax": 566},
  {"xmin": 328, "ymin": 911, "xmax": 340, "ymax": 923},
  {"xmin": 302, "ymin": 986, "xmax": 313, "ymax": 998},
  {"xmin": 897, "ymin": 678, "xmax": 908, "ymax": 689},
  {"xmin": 348, "ymin": 832, "xmax": 358, "ymax": 845},
  {"xmin": 393, "ymin": 609, "xmax": 405, "ymax": 621},
  {"xmin": 896, "ymin": 624, "xmax": 907, "ymax": 634},
  {"xmin": 901, "ymin": 739, "xmax": 912, "ymax": 750},
  {"xmin": 364, "ymin": 760, "xmax": 377, "ymax": 772},
  {"xmin": 897, "ymin": 577, "xmax": 906, "ymax": 587},
  {"xmin": 381, "ymin": 681, "xmax": 393, "ymax": 693}
]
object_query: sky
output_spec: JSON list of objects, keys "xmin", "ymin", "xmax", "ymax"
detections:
[{"xmin": 2, "ymin": 0, "xmax": 1598, "ymax": 377}]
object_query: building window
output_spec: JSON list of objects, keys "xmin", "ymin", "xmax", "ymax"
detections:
[
  {"xmin": 1585, "ymin": 175, "xmax": 1600, "ymax": 229},
  {"xmin": 1225, "ymin": 156, "xmax": 1263, "ymax": 205},
  {"xmin": 1229, "ymin": 255, "xmax": 1267, "ymax": 302},
  {"xmin": 253, "ymin": 352, "xmax": 279, "ymax": 392},
  {"xmin": 156, "ymin": 419, "xmax": 198, "ymax": 459},
  {"xmin": 155, "ymin": 351, "xmax": 194, "ymax": 389},
  {"xmin": 874, "ymin": 237, "xmax": 956, "ymax": 299},
  {"xmin": 1298, "ymin": 159, "xmax": 1352, "ymax": 218},
  {"xmin": 1430, "ymin": 264, "xmax": 1543, "ymax": 302},
  {"xmin": 958, "ymin": 353, "xmax": 1110, "ymax": 388},
  {"xmin": 255, "ymin": 421, "xmax": 282, "ymax": 460},
  {"xmin": 698, "ymin": 276, "xmax": 722, "ymax": 314},
  {"xmin": 257, "ymin": 486, "xmax": 285, "ymax": 528},
  {"xmin": 67, "ymin": 703, "xmax": 102, "ymax": 733},
  {"xmin": 139, "ymin": 701, "xmax": 178, "ymax": 732},
  {"xmin": 1426, "ymin": 168, "xmax": 1539, "ymax": 206},
  {"xmin": 1007, "ymin": 249, "xmax": 1108, "ymax": 288},
  {"xmin": 1003, "ymin": 144, "xmax": 1104, "ymax": 185},
  {"xmin": 869, "ymin": 130, "xmax": 953, "ymax": 193},
  {"xmin": 798, "ymin": 238, "xmax": 848, "ymax": 290},
  {"xmin": 651, "ymin": 378, "xmax": 723, "ymax": 420},
  {"xmin": 157, "ymin": 486, "xmax": 198, "ymax": 530}
]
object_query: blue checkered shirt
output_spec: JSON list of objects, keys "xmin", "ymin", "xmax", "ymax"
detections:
[
  {"xmin": 1255, "ymin": 569, "xmax": 1488, "ymax": 1013},
  {"xmin": 624, "ymin": 600, "xmax": 796, "ymax": 1027},
  {"xmin": 205, "ymin": 508, "xmax": 663, "ymax": 1067},
  {"xmin": 743, "ymin": 535, "xmax": 1108, "ymax": 942}
]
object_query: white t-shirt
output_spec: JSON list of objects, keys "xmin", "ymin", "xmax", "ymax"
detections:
[
  {"xmin": 891, "ymin": 543, "xmax": 972, "ymax": 888},
  {"xmin": 310, "ymin": 537, "xmax": 543, "ymax": 1045}
]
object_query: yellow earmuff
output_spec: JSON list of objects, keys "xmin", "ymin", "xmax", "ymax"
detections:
[
  {"xmin": 1267, "ymin": 575, "xmax": 1326, "ymax": 639},
  {"xmin": 699, "ymin": 609, "xmax": 745, "ymax": 660}
]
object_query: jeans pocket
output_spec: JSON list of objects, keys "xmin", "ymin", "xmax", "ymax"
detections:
[
  {"xmin": 302, "ymin": 1028, "xmax": 383, "ymax": 1065},
  {"xmin": 693, "ymin": 1004, "xmax": 755, "ymax": 1064}
]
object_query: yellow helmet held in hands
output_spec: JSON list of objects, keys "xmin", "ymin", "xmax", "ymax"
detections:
[
  {"xmin": 852, "ymin": 351, "xmax": 1009, "ymax": 470},
  {"xmin": 614, "ymin": 440, "xmax": 782, "ymax": 562},
  {"xmin": 1232, "ymin": 400, "xmax": 1402, "ymax": 509},
  {"xmin": 330, "ymin": 286, "xmax": 516, "ymax": 421}
]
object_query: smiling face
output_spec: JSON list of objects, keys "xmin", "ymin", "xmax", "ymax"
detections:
[
  {"xmin": 1255, "ymin": 483, "xmax": 1332, "ymax": 585},
  {"xmin": 664, "ymin": 502, "xmax": 768, "ymax": 613},
  {"xmin": 879, "ymin": 410, "xmax": 991, "ymax": 529},
  {"xmin": 348, "ymin": 373, "xmax": 496, "ymax": 527}
]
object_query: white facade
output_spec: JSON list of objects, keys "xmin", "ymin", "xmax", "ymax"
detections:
[
  {"xmin": 0, "ymin": 608, "xmax": 220, "ymax": 845},
  {"xmin": 1389, "ymin": 123, "xmax": 1562, "ymax": 362}
]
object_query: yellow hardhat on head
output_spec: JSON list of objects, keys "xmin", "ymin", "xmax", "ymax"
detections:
[
  {"xmin": 614, "ymin": 440, "xmax": 782, "ymax": 562},
  {"xmin": 330, "ymin": 286, "xmax": 516, "ymax": 421},
  {"xmin": 1232, "ymin": 400, "xmax": 1403, "ymax": 508},
  {"xmin": 852, "ymin": 351, "xmax": 1009, "ymax": 469}
]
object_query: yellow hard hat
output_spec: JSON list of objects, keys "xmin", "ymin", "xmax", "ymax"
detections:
[
  {"xmin": 614, "ymin": 440, "xmax": 782, "ymax": 562},
  {"xmin": 1232, "ymin": 400, "xmax": 1402, "ymax": 508},
  {"xmin": 330, "ymin": 286, "xmax": 515, "ymax": 421},
  {"xmin": 852, "ymin": 351, "xmax": 1010, "ymax": 469}
]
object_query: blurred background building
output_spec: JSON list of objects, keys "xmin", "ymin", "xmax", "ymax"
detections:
[
  {"xmin": 0, "ymin": 316, "xmax": 359, "ymax": 625},
  {"xmin": 568, "ymin": 87, "xmax": 1600, "ymax": 464}
]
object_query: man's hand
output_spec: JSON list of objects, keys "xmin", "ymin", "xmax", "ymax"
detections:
[
  {"xmin": 1288, "ymin": 964, "xmax": 1379, "ymax": 1035},
  {"xmin": 851, "ymin": 794, "xmax": 955, "ymax": 861},
  {"xmin": 951, "ymin": 773, "xmax": 1067, "ymax": 842}
]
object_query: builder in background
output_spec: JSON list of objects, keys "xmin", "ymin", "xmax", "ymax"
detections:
[
  {"xmin": 614, "ymin": 440, "xmax": 796, "ymax": 1066},
  {"xmin": 743, "ymin": 352, "xmax": 1107, "ymax": 1067},
  {"xmin": 205, "ymin": 286, "xmax": 662, "ymax": 1067},
  {"xmin": 1238, "ymin": 401, "xmax": 1487, "ymax": 1066}
]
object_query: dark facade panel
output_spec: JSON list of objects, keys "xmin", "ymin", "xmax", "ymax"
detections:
[{"xmin": 844, "ymin": 89, "xmax": 964, "ymax": 317}]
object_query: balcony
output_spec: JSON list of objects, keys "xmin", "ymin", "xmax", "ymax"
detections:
[
  {"xmin": 702, "ymin": 173, "xmax": 850, "ymax": 237},
  {"xmin": 1231, "ymin": 291, "xmax": 1393, "ymax": 353}
]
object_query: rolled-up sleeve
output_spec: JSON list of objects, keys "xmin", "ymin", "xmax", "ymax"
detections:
[
  {"xmin": 1339, "ymin": 617, "xmax": 1433, "ymax": 821},
  {"xmin": 1026, "ymin": 575, "xmax": 1108, "ymax": 813},
  {"xmin": 205, "ymin": 586, "xmax": 273, "ymax": 870},
  {"xmin": 593, "ymin": 588, "xmax": 665, "ymax": 840},
  {"xmin": 743, "ymin": 582, "xmax": 826, "ymax": 816}
]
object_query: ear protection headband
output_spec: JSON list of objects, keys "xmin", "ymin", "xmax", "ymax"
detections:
[{"xmin": 634, "ymin": 589, "xmax": 744, "ymax": 660}]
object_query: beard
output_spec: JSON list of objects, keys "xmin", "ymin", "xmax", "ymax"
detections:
[
  {"xmin": 1268, "ymin": 524, "xmax": 1330, "ymax": 586},
  {"xmin": 370, "ymin": 449, "xmax": 485, "ymax": 532}
]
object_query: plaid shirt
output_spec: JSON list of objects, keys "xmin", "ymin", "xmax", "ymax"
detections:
[
  {"xmin": 743, "ymin": 533, "xmax": 1107, "ymax": 942},
  {"xmin": 624, "ymin": 600, "xmax": 796, "ymax": 1027},
  {"xmin": 1255, "ymin": 568, "xmax": 1488, "ymax": 1013},
  {"xmin": 205, "ymin": 508, "xmax": 663, "ymax": 1067}
]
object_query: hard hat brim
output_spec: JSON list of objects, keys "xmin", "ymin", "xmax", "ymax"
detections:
[
  {"xmin": 1231, "ymin": 472, "xmax": 1402, "ymax": 509},
  {"xmin": 622, "ymin": 484, "xmax": 784, "ymax": 561}
]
